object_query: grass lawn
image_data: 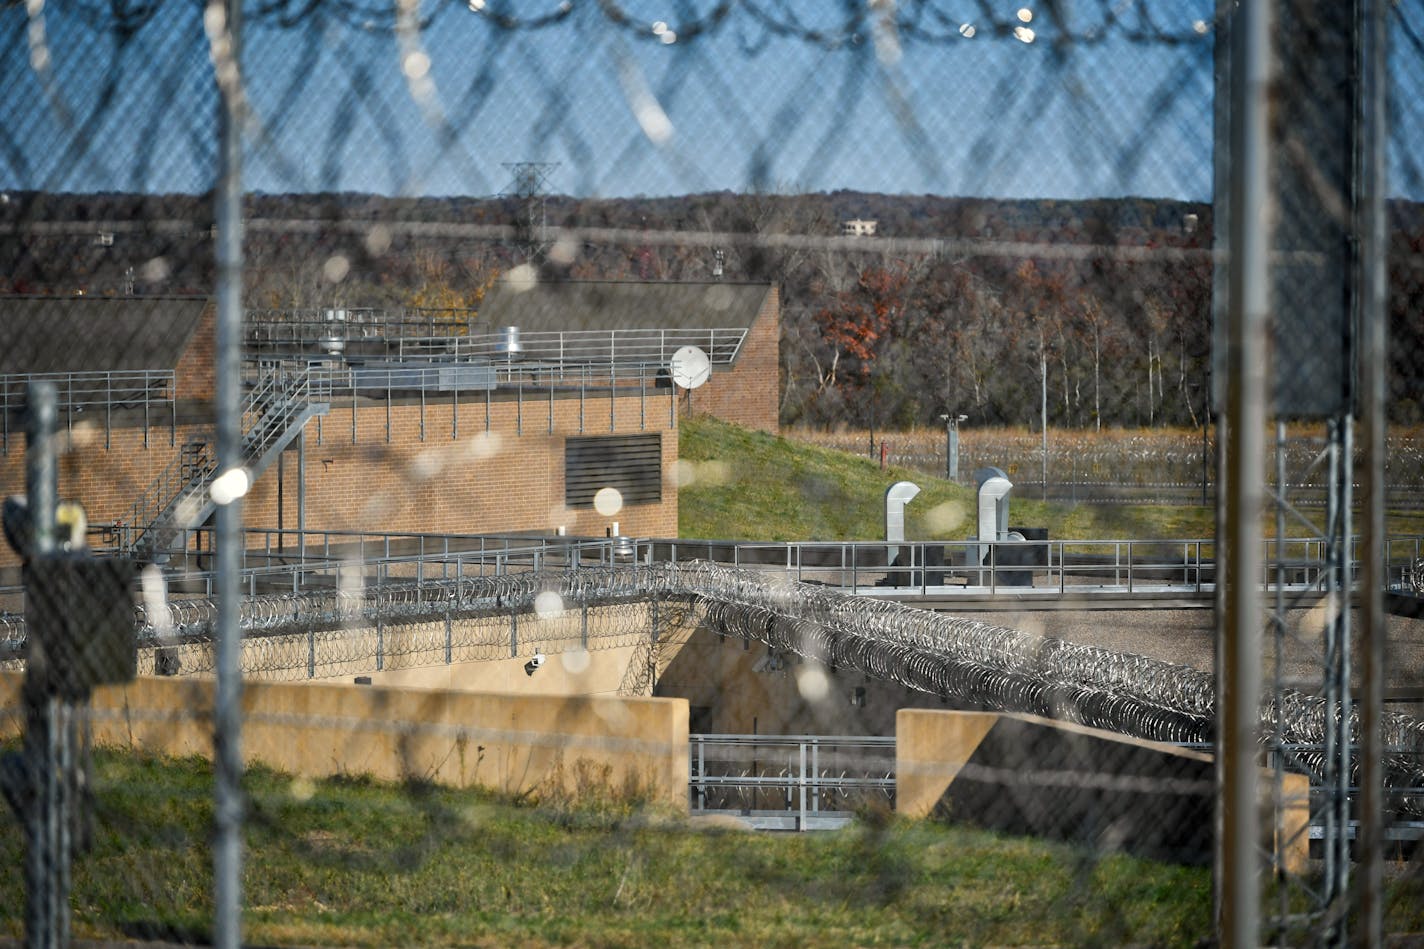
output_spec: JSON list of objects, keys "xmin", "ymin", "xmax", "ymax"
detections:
[{"xmin": 0, "ymin": 751, "xmax": 1217, "ymax": 948}]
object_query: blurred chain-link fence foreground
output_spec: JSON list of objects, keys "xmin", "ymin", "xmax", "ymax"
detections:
[{"xmin": 3, "ymin": 1, "xmax": 1424, "ymax": 946}]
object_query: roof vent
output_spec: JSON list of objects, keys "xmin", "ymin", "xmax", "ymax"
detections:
[
  {"xmin": 496, "ymin": 326, "xmax": 523, "ymax": 358},
  {"xmin": 320, "ymin": 308, "xmax": 347, "ymax": 354}
]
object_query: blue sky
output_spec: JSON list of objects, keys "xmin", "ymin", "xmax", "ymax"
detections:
[{"xmin": 1, "ymin": 1, "xmax": 1418, "ymax": 201}]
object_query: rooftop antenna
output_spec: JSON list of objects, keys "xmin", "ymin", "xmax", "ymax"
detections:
[{"xmin": 501, "ymin": 161, "xmax": 558, "ymax": 263}]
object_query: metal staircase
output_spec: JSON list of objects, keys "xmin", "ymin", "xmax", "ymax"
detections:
[{"xmin": 123, "ymin": 364, "xmax": 329, "ymax": 561}]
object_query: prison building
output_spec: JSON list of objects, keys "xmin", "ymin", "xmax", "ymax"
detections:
[
  {"xmin": 477, "ymin": 279, "xmax": 781, "ymax": 435},
  {"xmin": 0, "ymin": 283, "xmax": 777, "ymax": 570}
]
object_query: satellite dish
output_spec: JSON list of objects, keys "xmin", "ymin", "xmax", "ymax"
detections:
[{"xmin": 668, "ymin": 345, "xmax": 711, "ymax": 389}]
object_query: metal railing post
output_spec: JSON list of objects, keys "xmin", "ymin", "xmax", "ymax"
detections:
[{"xmin": 798, "ymin": 741, "xmax": 808, "ymax": 831}]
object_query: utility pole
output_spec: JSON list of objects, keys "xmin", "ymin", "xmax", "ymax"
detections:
[{"xmin": 940, "ymin": 413, "xmax": 966, "ymax": 482}]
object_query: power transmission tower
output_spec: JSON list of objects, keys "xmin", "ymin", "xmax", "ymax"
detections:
[{"xmin": 501, "ymin": 162, "xmax": 558, "ymax": 263}]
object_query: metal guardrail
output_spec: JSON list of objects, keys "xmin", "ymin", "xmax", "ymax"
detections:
[
  {"xmin": 444, "ymin": 327, "xmax": 748, "ymax": 368},
  {"xmin": 686, "ymin": 735, "xmax": 1424, "ymax": 835},
  {"xmin": 690, "ymin": 734, "xmax": 897, "ymax": 831},
  {"xmin": 1, "ymin": 369, "xmax": 177, "ymax": 452},
  {"xmin": 247, "ymin": 321, "xmax": 749, "ymax": 376},
  {"xmin": 70, "ymin": 527, "xmax": 1424, "ymax": 603},
  {"xmin": 245, "ymin": 307, "xmax": 476, "ymax": 340}
]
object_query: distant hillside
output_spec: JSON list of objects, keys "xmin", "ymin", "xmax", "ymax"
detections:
[{"xmin": 4, "ymin": 190, "xmax": 1422, "ymax": 429}]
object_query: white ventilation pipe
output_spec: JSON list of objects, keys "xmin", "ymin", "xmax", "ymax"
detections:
[
  {"xmin": 976, "ymin": 475, "xmax": 1014, "ymax": 566},
  {"xmin": 884, "ymin": 480, "xmax": 920, "ymax": 571}
]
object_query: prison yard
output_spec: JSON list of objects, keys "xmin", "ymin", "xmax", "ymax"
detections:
[
  {"xmin": 6, "ymin": 2, "xmax": 1424, "ymax": 941},
  {"xmin": 3, "ymin": 420, "xmax": 1424, "ymax": 945}
]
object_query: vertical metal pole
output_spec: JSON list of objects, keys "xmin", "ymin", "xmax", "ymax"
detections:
[
  {"xmin": 696, "ymin": 737, "xmax": 705, "ymax": 812},
  {"xmin": 1322, "ymin": 420, "xmax": 1343, "ymax": 903},
  {"xmin": 1357, "ymin": 0, "xmax": 1389, "ymax": 939},
  {"xmin": 25, "ymin": 384, "xmax": 57, "ymax": 552},
  {"xmin": 1040, "ymin": 349, "xmax": 1048, "ymax": 501},
  {"xmin": 211, "ymin": 0, "xmax": 245, "ymax": 943},
  {"xmin": 23, "ymin": 382, "xmax": 63, "ymax": 949},
  {"xmin": 649, "ymin": 599, "xmax": 659, "ymax": 693},
  {"xmin": 1201, "ymin": 396, "xmax": 1209, "ymax": 507},
  {"xmin": 1271, "ymin": 422, "xmax": 1288, "ymax": 928},
  {"xmin": 798, "ymin": 741, "xmax": 807, "ymax": 831},
  {"xmin": 1221, "ymin": 0, "xmax": 1272, "ymax": 942},
  {"xmin": 1315, "ymin": 416, "xmax": 1349, "ymax": 929},
  {"xmin": 276, "ymin": 449, "xmax": 284, "ymax": 549},
  {"xmin": 376, "ymin": 614, "xmax": 384, "ymax": 671},
  {"xmin": 297, "ymin": 427, "xmax": 306, "ymax": 565}
]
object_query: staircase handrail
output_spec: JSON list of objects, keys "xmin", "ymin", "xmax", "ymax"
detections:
[
  {"xmin": 239, "ymin": 363, "xmax": 330, "ymax": 464},
  {"xmin": 124, "ymin": 362, "xmax": 329, "ymax": 556},
  {"xmin": 121, "ymin": 442, "xmax": 215, "ymax": 550}
]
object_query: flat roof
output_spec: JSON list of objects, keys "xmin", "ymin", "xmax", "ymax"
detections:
[{"xmin": 0, "ymin": 296, "xmax": 210, "ymax": 374}]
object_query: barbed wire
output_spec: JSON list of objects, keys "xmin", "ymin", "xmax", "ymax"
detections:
[{"xmin": 11, "ymin": 559, "xmax": 1421, "ymax": 804}]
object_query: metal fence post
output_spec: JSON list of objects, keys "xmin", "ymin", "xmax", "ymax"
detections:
[
  {"xmin": 210, "ymin": 1, "xmax": 247, "ymax": 944},
  {"xmin": 1357, "ymin": 0, "xmax": 1390, "ymax": 939},
  {"xmin": 20, "ymin": 382, "xmax": 67, "ymax": 949},
  {"xmin": 1220, "ymin": 0, "xmax": 1272, "ymax": 941}
]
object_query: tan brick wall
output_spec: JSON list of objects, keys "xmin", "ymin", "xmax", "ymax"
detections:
[
  {"xmin": 250, "ymin": 391, "xmax": 678, "ymax": 539},
  {"xmin": 0, "ymin": 419, "xmax": 210, "ymax": 566},
  {"xmin": 174, "ymin": 306, "xmax": 216, "ymax": 402},
  {"xmin": 1, "ymin": 386, "xmax": 679, "ymax": 569},
  {"xmin": 681, "ymin": 285, "xmax": 780, "ymax": 433}
]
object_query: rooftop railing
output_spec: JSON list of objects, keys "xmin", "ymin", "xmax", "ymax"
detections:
[
  {"xmin": 245, "ymin": 307, "xmax": 476, "ymax": 340},
  {"xmin": 246, "ymin": 323, "xmax": 749, "ymax": 375},
  {"xmin": 0, "ymin": 369, "xmax": 177, "ymax": 452}
]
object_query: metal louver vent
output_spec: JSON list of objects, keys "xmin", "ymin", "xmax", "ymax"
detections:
[{"xmin": 565, "ymin": 434, "xmax": 662, "ymax": 507}]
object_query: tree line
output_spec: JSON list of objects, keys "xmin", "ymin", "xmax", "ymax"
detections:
[{"xmin": 3, "ymin": 189, "xmax": 1422, "ymax": 427}]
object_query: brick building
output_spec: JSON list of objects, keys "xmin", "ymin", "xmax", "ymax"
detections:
[
  {"xmin": 478, "ymin": 280, "xmax": 780, "ymax": 434},
  {"xmin": 1, "ymin": 282, "xmax": 780, "ymax": 570}
]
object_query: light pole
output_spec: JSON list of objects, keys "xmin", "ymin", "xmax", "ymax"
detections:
[{"xmin": 940, "ymin": 413, "xmax": 967, "ymax": 482}]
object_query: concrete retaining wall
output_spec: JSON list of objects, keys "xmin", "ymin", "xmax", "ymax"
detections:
[
  {"xmin": 897, "ymin": 708, "xmax": 1309, "ymax": 872},
  {"xmin": 0, "ymin": 671, "xmax": 690, "ymax": 808}
]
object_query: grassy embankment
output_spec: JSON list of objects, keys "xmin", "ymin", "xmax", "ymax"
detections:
[
  {"xmin": 678, "ymin": 416, "xmax": 1217, "ymax": 542},
  {"xmin": 679, "ymin": 416, "xmax": 1424, "ymax": 541},
  {"xmin": 0, "ymin": 751, "xmax": 1217, "ymax": 947}
]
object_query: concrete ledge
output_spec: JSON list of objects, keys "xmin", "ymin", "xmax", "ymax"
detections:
[
  {"xmin": 897, "ymin": 708, "xmax": 1308, "ymax": 872},
  {"xmin": 0, "ymin": 672, "xmax": 689, "ymax": 809}
]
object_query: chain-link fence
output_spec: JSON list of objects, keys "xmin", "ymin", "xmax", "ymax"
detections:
[{"xmin": 3, "ymin": 1, "xmax": 1424, "ymax": 945}]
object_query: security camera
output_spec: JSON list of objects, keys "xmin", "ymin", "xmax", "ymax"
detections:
[{"xmin": 524, "ymin": 653, "xmax": 546, "ymax": 676}]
